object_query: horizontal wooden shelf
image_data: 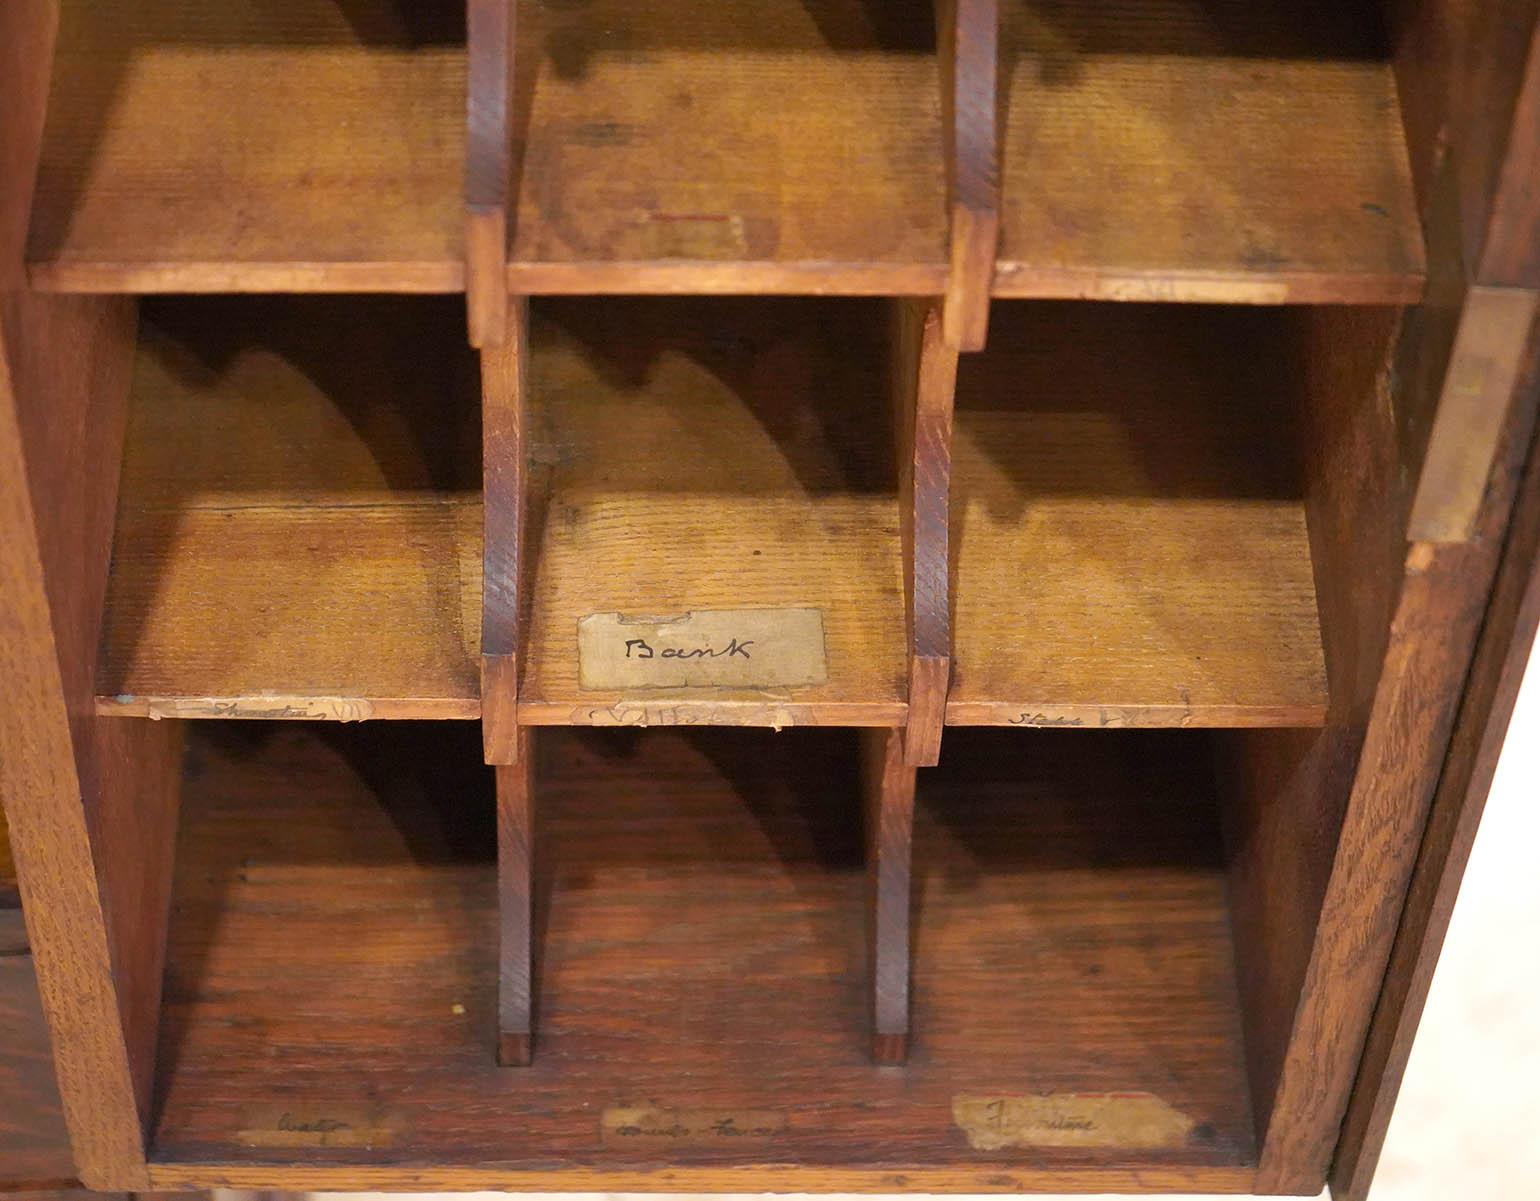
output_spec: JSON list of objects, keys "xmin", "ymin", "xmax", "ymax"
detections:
[
  {"xmin": 97, "ymin": 297, "xmax": 482, "ymax": 719},
  {"xmin": 948, "ymin": 303, "xmax": 1329, "ymax": 728},
  {"xmin": 148, "ymin": 722, "xmax": 1255, "ymax": 1190},
  {"xmin": 501, "ymin": 0, "xmax": 948, "ymax": 294},
  {"xmin": 519, "ymin": 298, "xmax": 908, "ymax": 727},
  {"xmin": 28, "ymin": 1, "xmax": 466, "ymax": 293},
  {"xmin": 97, "ymin": 296, "xmax": 906, "ymax": 726},
  {"xmin": 993, "ymin": 0, "xmax": 1426, "ymax": 304}
]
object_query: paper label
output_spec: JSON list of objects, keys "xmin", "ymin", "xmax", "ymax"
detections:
[
  {"xmin": 601, "ymin": 1106, "xmax": 786, "ymax": 1146},
  {"xmin": 952, "ymin": 1093, "xmax": 1195, "ymax": 1150},
  {"xmin": 578, "ymin": 608, "xmax": 827, "ymax": 691}
]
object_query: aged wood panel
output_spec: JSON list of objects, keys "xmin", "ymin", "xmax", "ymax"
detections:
[
  {"xmin": 28, "ymin": 0, "xmax": 466, "ymax": 293},
  {"xmin": 0, "ymin": 914, "xmax": 77, "ymax": 1191},
  {"xmin": 519, "ymin": 298, "xmax": 908, "ymax": 727},
  {"xmin": 503, "ymin": 0, "xmax": 948, "ymax": 293},
  {"xmin": 948, "ymin": 303, "xmax": 1328, "ymax": 728},
  {"xmin": 148, "ymin": 724, "xmax": 1253, "ymax": 1185},
  {"xmin": 994, "ymin": 0, "xmax": 1425, "ymax": 303}
]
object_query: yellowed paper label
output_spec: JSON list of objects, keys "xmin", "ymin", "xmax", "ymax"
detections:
[
  {"xmin": 952, "ymin": 1093, "xmax": 1195, "ymax": 1150},
  {"xmin": 238, "ymin": 1105, "xmax": 398, "ymax": 1149},
  {"xmin": 602, "ymin": 1106, "xmax": 786, "ymax": 1146},
  {"xmin": 578, "ymin": 608, "xmax": 826, "ymax": 691}
]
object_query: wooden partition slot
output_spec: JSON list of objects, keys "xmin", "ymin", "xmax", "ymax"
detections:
[
  {"xmin": 518, "ymin": 297, "xmax": 908, "ymax": 729},
  {"xmin": 500, "ymin": 0, "xmax": 947, "ymax": 295},
  {"xmin": 147, "ymin": 720, "xmax": 1258, "ymax": 1189},
  {"xmin": 948, "ymin": 301, "xmax": 1329, "ymax": 729},
  {"xmin": 94, "ymin": 295, "xmax": 482, "ymax": 721},
  {"xmin": 28, "ymin": 1, "xmax": 467, "ymax": 293},
  {"xmin": 993, "ymin": 0, "xmax": 1425, "ymax": 304}
]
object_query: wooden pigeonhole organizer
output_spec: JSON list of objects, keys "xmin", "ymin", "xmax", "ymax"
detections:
[{"xmin": 3, "ymin": 0, "xmax": 1540, "ymax": 1196}]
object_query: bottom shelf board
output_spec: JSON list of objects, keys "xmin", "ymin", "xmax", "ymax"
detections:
[
  {"xmin": 150, "ymin": 723, "xmax": 1256, "ymax": 1189},
  {"xmin": 0, "ymin": 911, "xmax": 76, "ymax": 1190}
]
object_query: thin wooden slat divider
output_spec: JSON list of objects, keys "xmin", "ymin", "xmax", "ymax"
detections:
[
  {"xmin": 864, "ymin": 727, "xmax": 917, "ymax": 1064},
  {"xmin": 936, "ymin": 0, "xmax": 1001, "ymax": 350},
  {"xmin": 466, "ymin": 0, "xmax": 515, "ymax": 348},
  {"xmin": 497, "ymin": 727, "xmax": 536, "ymax": 1066}
]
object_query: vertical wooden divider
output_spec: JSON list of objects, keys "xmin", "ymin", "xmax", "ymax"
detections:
[
  {"xmin": 467, "ymin": 0, "xmax": 535, "ymax": 1064},
  {"xmin": 936, "ymin": 0, "xmax": 1000, "ymax": 351},
  {"xmin": 863, "ymin": 728, "xmax": 916, "ymax": 1065}
]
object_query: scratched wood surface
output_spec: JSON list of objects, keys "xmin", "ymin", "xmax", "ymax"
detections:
[
  {"xmin": 0, "ymin": 912, "xmax": 77, "ymax": 1191},
  {"xmin": 503, "ymin": 0, "xmax": 947, "ymax": 294},
  {"xmin": 994, "ymin": 0, "xmax": 1425, "ymax": 303},
  {"xmin": 519, "ymin": 298, "xmax": 908, "ymax": 727},
  {"xmin": 948, "ymin": 302, "xmax": 1328, "ymax": 728},
  {"xmin": 150, "ymin": 722, "xmax": 1253, "ymax": 1186},
  {"xmin": 96, "ymin": 297, "xmax": 482, "ymax": 720},
  {"xmin": 28, "ymin": 0, "xmax": 466, "ymax": 293}
]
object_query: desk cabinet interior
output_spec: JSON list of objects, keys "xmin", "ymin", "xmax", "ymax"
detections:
[{"xmin": 1, "ymin": 0, "xmax": 1538, "ymax": 1197}]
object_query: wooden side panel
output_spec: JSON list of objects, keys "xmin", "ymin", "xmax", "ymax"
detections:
[
  {"xmin": 1331, "ymin": 335, "xmax": 1540, "ymax": 1201},
  {"xmin": 1248, "ymin": 317, "xmax": 1540, "ymax": 1191},
  {"xmin": 0, "ymin": 911, "xmax": 77, "ymax": 1190},
  {"xmin": 897, "ymin": 301, "xmax": 958, "ymax": 767},
  {"xmin": 466, "ymin": 0, "xmax": 513, "ymax": 347},
  {"xmin": 937, "ymin": 0, "xmax": 999, "ymax": 350},
  {"xmin": 481, "ymin": 298, "xmax": 528, "ymax": 765},
  {"xmin": 862, "ymin": 728, "xmax": 916, "ymax": 1064},
  {"xmin": 497, "ymin": 729, "xmax": 535, "ymax": 1067}
]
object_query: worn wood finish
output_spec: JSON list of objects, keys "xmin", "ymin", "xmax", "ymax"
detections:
[
  {"xmin": 0, "ymin": 292, "xmax": 180, "ymax": 1189},
  {"xmin": 937, "ymin": 0, "xmax": 1000, "ymax": 349},
  {"xmin": 949, "ymin": 303, "xmax": 1328, "ymax": 728},
  {"xmin": 496, "ymin": 728, "xmax": 535, "ymax": 1067},
  {"xmin": 481, "ymin": 297, "xmax": 528, "ymax": 764},
  {"xmin": 520, "ymin": 298, "xmax": 907, "ymax": 728},
  {"xmin": 465, "ymin": 0, "xmax": 513, "ymax": 347},
  {"xmin": 149, "ymin": 723, "xmax": 1253, "ymax": 1183},
  {"xmin": 896, "ymin": 302, "xmax": 958, "ymax": 766},
  {"xmin": 0, "ymin": 810, "xmax": 15, "ymax": 909},
  {"xmin": 862, "ymin": 729, "xmax": 915, "ymax": 1065},
  {"xmin": 28, "ymin": 0, "xmax": 466, "ymax": 293},
  {"xmin": 0, "ymin": 916, "xmax": 77, "ymax": 1191},
  {"xmin": 503, "ymin": 0, "xmax": 946, "ymax": 294},
  {"xmin": 96, "ymin": 296, "xmax": 482, "ymax": 721},
  {"xmin": 1330, "ymin": 336, "xmax": 1540, "ymax": 1201},
  {"xmin": 1252, "ymin": 324, "xmax": 1540, "ymax": 1190},
  {"xmin": 994, "ymin": 0, "xmax": 1425, "ymax": 303}
]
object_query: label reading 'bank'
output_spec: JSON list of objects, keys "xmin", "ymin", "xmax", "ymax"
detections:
[{"xmin": 578, "ymin": 608, "xmax": 827, "ymax": 691}]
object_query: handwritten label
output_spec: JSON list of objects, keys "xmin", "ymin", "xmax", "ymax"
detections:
[
  {"xmin": 952, "ymin": 1093, "xmax": 1195, "ymax": 1151},
  {"xmin": 578, "ymin": 608, "xmax": 826, "ymax": 691},
  {"xmin": 109, "ymin": 695, "xmax": 376, "ymax": 722},
  {"xmin": 238, "ymin": 1105, "xmax": 398, "ymax": 1149},
  {"xmin": 602, "ymin": 1106, "xmax": 786, "ymax": 1146}
]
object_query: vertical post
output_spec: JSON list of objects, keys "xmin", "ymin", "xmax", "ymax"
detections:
[
  {"xmin": 466, "ymin": 0, "xmax": 514, "ymax": 348},
  {"xmin": 497, "ymin": 729, "xmax": 535, "ymax": 1066},
  {"xmin": 864, "ymin": 729, "xmax": 917, "ymax": 1065},
  {"xmin": 936, "ymin": 0, "xmax": 1000, "ymax": 351},
  {"xmin": 897, "ymin": 301, "xmax": 960, "ymax": 767}
]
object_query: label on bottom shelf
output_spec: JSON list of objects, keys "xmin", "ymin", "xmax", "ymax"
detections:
[
  {"xmin": 238, "ymin": 1104, "xmax": 399, "ymax": 1149},
  {"xmin": 952, "ymin": 1092, "xmax": 1195, "ymax": 1150},
  {"xmin": 601, "ymin": 1106, "xmax": 787, "ymax": 1146},
  {"xmin": 578, "ymin": 608, "xmax": 827, "ymax": 691}
]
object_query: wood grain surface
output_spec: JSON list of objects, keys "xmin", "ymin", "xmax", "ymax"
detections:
[
  {"xmin": 97, "ymin": 296, "xmax": 483, "ymax": 720},
  {"xmin": 994, "ymin": 0, "xmax": 1425, "ymax": 303},
  {"xmin": 149, "ymin": 722, "xmax": 1254, "ymax": 1186},
  {"xmin": 28, "ymin": 0, "xmax": 466, "ymax": 293},
  {"xmin": 519, "ymin": 298, "xmax": 908, "ymax": 727},
  {"xmin": 503, "ymin": 0, "xmax": 947, "ymax": 293},
  {"xmin": 948, "ymin": 302, "xmax": 1329, "ymax": 728},
  {"xmin": 0, "ymin": 914, "xmax": 78, "ymax": 1191}
]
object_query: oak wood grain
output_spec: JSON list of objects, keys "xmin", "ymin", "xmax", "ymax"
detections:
[
  {"xmin": 96, "ymin": 297, "xmax": 482, "ymax": 720},
  {"xmin": 496, "ymin": 729, "xmax": 535, "ymax": 1067},
  {"xmin": 519, "ymin": 298, "xmax": 907, "ymax": 727},
  {"xmin": 503, "ymin": 0, "xmax": 947, "ymax": 293},
  {"xmin": 28, "ymin": 0, "xmax": 466, "ymax": 293},
  {"xmin": 862, "ymin": 728, "xmax": 915, "ymax": 1064},
  {"xmin": 0, "ymin": 919, "xmax": 77, "ymax": 1191},
  {"xmin": 994, "ymin": 0, "xmax": 1425, "ymax": 303},
  {"xmin": 465, "ymin": 0, "xmax": 513, "ymax": 347},
  {"xmin": 150, "ymin": 723, "xmax": 1254, "ymax": 1183},
  {"xmin": 948, "ymin": 302, "xmax": 1329, "ymax": 728}
]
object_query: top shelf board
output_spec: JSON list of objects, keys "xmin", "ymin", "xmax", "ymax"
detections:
[
  {"xmin": 502, "ymin": 0, "xmax": 949, "ymax": 295},
  {"xmin": 27, "ymin": 0, "xmax": 467, "ymax": 294},
  {"xmin": 992, "ymin": 0, "xmax": 1427, "ymax": 304}
]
